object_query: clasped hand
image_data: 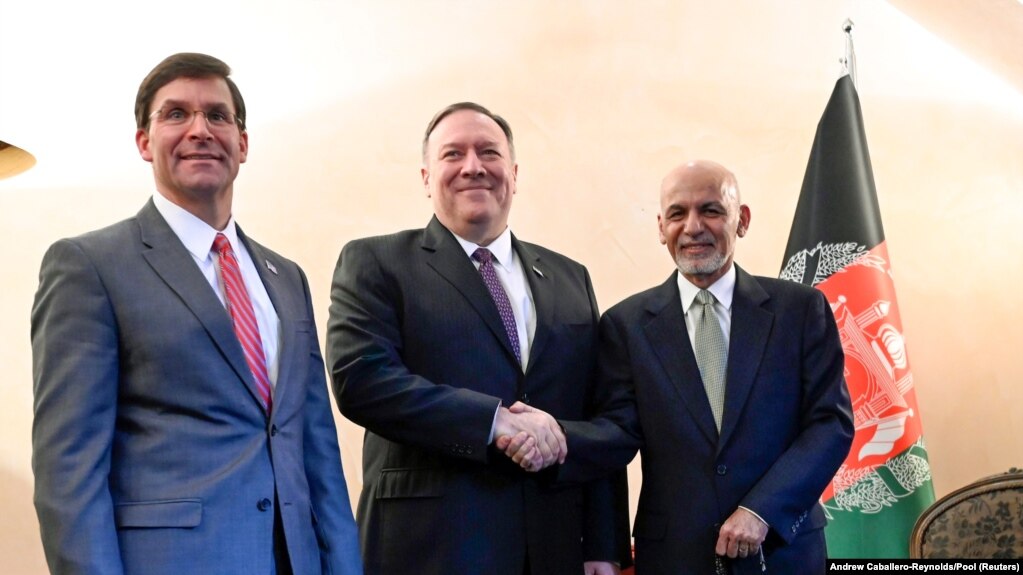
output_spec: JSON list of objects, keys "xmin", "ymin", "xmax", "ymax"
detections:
[
  {"xmin": 493, "ymin": 402, "xmax": 566, "ymax": 472},
  {"xmin": 716, "ymin": 507, "xmax": 768, "ymax": 560}
]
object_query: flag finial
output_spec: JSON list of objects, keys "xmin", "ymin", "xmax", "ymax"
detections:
[{"xmin": 841, "ymin": 19, "xmax": 858, "ymax": 88}]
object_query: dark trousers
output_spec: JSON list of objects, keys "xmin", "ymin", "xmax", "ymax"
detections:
[{"xmin": 272, "ymin": 494, "xmax": 293, "ymax": 575}]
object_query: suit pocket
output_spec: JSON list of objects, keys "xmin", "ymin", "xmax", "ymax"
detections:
[
  {"xmin": 114, "ymin": 499, "xmax": 202, "ymax": 528},
  {"xmin": 564, "ymin": 321, "xmax": 596, "ymax": 336},
  {"xmin": 375, "ymin": 467, "xmax": 445, "ymax": 500}
]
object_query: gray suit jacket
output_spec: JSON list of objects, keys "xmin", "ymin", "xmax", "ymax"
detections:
[{"xmin": 31, "ymin": 199, "xmax": 362, "ymax": 575}]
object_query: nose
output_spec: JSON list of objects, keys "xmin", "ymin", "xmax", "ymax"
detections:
[
  {"xmin": 460, "ymin": 151, "xmax": 486, "ymax": 177},
  {"xmin": 184, "ymin": 111, "xmax": 214, "ymax": 139},
  {"xmin": 683, "ymin": 210, "xmax": 704, "ymax": 235}
]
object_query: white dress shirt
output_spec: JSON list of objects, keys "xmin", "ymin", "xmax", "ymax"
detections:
[
  {"xmin": 453, "ymin": 227, "xmax": 536, "ymax": 373},
  {"xmin": 676, "ymin": 263, "xmax": 736, "ymax": 350},
  {"xmin": 153, "ymin": 193, "xmax": 280, "ymax": 390}
]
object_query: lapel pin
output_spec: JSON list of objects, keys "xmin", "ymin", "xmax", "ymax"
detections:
[
  {"xmin": 266, "ymin": 260, "xmax": 278, "ymax": 275},
  {"xmin": 532, "ymin": 265, "xmax": 544, "ymax": 278}
]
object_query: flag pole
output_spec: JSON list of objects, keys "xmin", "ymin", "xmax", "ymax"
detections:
[{"xmin": 842, "ymin": 18, "xmax": 858, "ymax": 88}]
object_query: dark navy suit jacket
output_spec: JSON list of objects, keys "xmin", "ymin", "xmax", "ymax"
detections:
[{"xmin": 561, "ymin": 266, "xmax": 854, "ymax": 574}]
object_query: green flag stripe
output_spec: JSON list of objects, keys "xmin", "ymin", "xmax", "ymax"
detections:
[{"xmin": 823, "ymin": 440, "xmax": 935, "ymax": 558}]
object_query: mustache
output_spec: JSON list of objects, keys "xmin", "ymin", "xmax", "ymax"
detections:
[{"xmin": 678, "ymin": 237, "xmax": 715, "ymax": 248}]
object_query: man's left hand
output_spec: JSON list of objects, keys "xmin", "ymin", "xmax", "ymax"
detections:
[
  {"xmin": 584, "ymin": 561, "xmax": 620, "ymax": 575},
  {"xmin": 715, "ymin": 507, "xmax": 768, "ymax": 559}
]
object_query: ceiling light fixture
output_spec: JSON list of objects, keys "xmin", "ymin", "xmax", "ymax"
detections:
[{"xmin": 0, "ymin": 139, "xmax": 36, "ymax": 180}]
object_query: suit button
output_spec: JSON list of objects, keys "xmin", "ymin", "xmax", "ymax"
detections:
[
  {"xmin": 716, "ymin": 465, "xmax": 727, "ymax": 476},
  {"xmin": 270, "ymin": 425, "xmax": 278, "ymax": 437},
  {"xmin": 520, "ymin": 393, "xmax": 530, "ymax": 404},
  {"xmin": 257, "ymin": 498, "xmax": 272, "ymax": 512}
]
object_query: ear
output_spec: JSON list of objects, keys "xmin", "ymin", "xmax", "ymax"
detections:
[
  {"xmin": 136, "ymin": 128, "xmax": 153, "ymax": 162},
  {"xmin": 237, "ymin": 130, "xmax": 249, "ymax": 164},
  {"xmin": 510, "ymin": 162, "xmax": 518, "ymax": 193},
  {"xmin": 736, "ymin": 204, "xmax": 751, "ymax": 237},
  {"xmin": 657, "ymin": 213, "xmax": 667, "ymax": 245},
  {"xmin": 421, "ymin": 166, "xmax": 430, "ymax": 197}
]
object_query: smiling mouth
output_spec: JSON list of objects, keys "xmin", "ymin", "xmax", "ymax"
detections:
[
  {"xmin": 680, "ymin": 243, "xmax": 715, "ymax": 256},
  {"xmin": 181, "ymin": 154, "xmax": 221, "ymax": 161}
]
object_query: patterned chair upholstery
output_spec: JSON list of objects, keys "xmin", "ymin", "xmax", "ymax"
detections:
[{"xmin": 910, "ymin": 467, "xmax": 1023, "ymax": 558}]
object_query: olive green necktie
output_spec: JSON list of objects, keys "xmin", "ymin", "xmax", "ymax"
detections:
[{"xmin": 693, "ymin": 289, "xmax": 727, "ymax": 431}]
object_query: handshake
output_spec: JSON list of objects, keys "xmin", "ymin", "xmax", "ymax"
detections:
[{"xmin": 493, "ymin": 402, "xmax": 567, "ymax": 472}]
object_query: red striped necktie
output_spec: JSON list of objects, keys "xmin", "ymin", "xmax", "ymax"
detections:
[{"xmin": 212, "ymin": 233, "xmax": 272, "ymax": 413}]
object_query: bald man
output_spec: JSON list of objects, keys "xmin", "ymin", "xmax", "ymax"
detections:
[{"xmin": 549, "ymin": 160, "xmax": 854, "ymax": 574}]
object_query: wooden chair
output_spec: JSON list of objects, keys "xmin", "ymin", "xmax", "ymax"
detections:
[{"xmin": 910, "ymin": 467, "xmax": 1023, "ymax": 558}]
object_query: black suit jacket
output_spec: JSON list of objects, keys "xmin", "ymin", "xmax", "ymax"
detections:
[
  {"xmin": 562, "ymin": 266, "xmax": 854, "ymax": 575},
  {"xmin": 326, "ymin": 216, "xmax": 630, "ymax": 575}
]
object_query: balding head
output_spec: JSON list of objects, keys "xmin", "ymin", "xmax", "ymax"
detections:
[
  {"xmin": 660, "ymin": 160, "xmax": 740, "ymax": 211},
  {"xmin": 657, "ymin": 160, "xmax": 750, "ymax": 288}
]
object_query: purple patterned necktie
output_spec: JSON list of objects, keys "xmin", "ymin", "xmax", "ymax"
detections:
[{"xmin": 472, "ymin": 248, "xmax": 521, "ymax": 365}]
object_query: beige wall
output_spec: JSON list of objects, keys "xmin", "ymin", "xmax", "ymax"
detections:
[{"xmin": 2, "ymin": 1, "xmax": 1021, "ymax": 572}]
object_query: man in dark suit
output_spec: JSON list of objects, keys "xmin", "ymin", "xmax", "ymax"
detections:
[
  {"xmin": 326, "ymin": 102, "xmax": 630, "ymax": 575},
  {"xmin": 31, "ymin": 53, "xmax": 362, "ymax": 575},
  {"xmin": 546, "ymin": 160, "xmax": 854, "ymax": 574}
]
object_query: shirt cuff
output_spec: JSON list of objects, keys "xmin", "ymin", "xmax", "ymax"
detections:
[
  {"xmin": 739, "ymin": 506, "xmax": 769, "ymax": 528},
  {"xmin": 488, "ymin": 401, "xmax": 502, "ymax": 444}
]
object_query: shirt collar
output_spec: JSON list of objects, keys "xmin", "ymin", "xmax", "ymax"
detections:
[
  {"xmin": 677, "ymin": 263, "xmax": 737, "ymax": 313},
  {"xmin": 452, "ymin": 226, "xmax": 514, "ymax": 270},
  {"xmin": 152, "ymin": 192, "xmax": 241, "ymax": 260}
]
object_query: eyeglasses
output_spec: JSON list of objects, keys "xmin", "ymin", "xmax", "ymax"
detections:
[{"xmin": 149, "ymin": 108, "xmax": 241, "ymax": 129}]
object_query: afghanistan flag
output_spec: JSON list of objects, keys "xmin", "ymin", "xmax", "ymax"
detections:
[{"xmin": 779, "ymin": 74, "xmax": 936, "ymax": 557}]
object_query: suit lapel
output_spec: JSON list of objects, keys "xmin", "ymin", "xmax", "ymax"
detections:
[
  {"xmin": 642, "ymin": 273, "xmax": 719, "ymax": 444},
  {"xmin": 514, "ymin": 238, "xmax": 552, "ymax": 372},
  {"xmin": 718, "ymin": 266, "xmax": 772, "ymax": 450},
  {"xmin": 137, "ymin": 201, "xmax": 266, "ymax": 412},
  {"xmin": 239, "ymin": 229, "xmax": 291, "ymax": 420},
  {"xmin": 422, "ymin": 217, "xmax": 520, "ymax": 366}
]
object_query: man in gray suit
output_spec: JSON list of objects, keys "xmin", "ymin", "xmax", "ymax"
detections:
[
  {"xmin": 326, "ymin": 102, "xmax": 630, "ymax": 575},
  {"xmin": 31, "ymin": 52, "xmax": 362, "ymax": 575}
]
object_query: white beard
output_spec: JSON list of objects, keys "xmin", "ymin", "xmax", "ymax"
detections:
[{"xmin": 675, "ymin": 249, "xmax": 728, "ymax": 277}]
